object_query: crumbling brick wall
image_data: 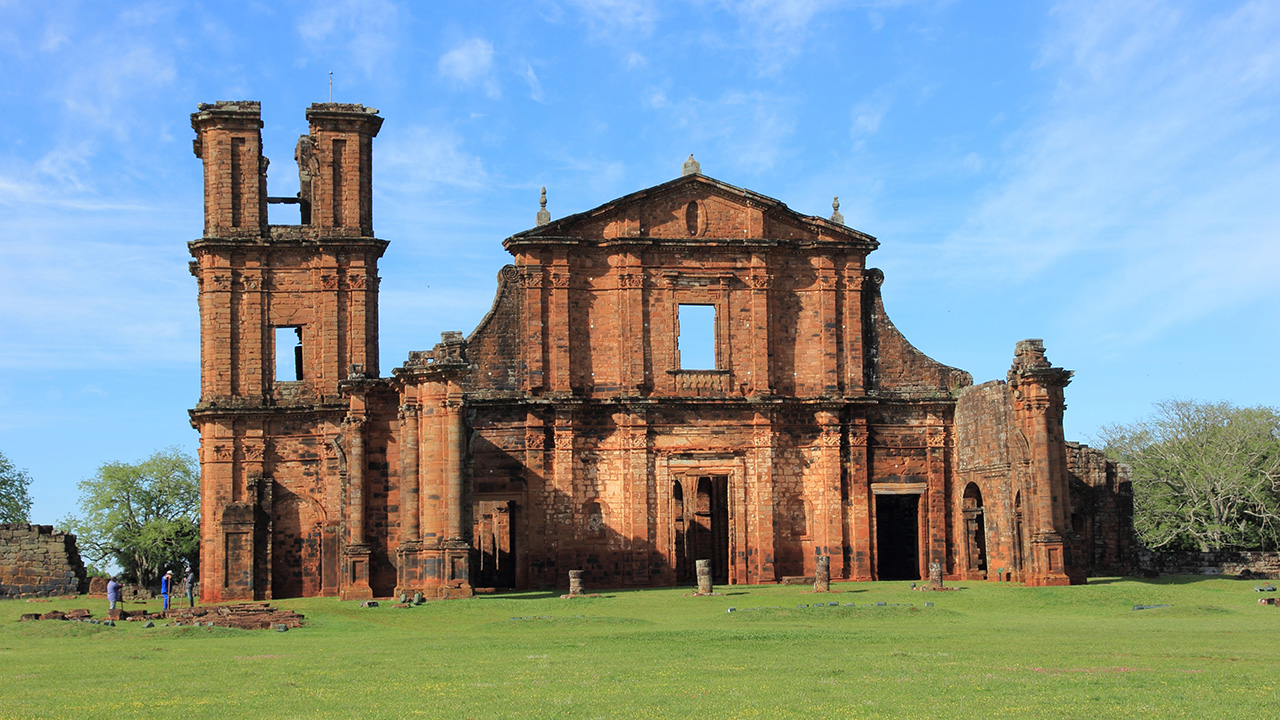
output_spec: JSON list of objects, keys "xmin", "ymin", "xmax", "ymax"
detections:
[
  {"xmin": 0, "ymin": 524, "xmax": 88, "ymax": 598},
  {"xmin": 1137, "ymin": 550, "xmax": 1280, "ymax": 577}
]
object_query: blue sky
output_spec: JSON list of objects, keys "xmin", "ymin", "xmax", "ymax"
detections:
[{"xmin": 1, "ymin": 1, "xmax": 1277, "ymax": 526}]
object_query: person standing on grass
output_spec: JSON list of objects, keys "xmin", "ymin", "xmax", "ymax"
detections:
[
  {"xmin": 106, "ymin": 576, "xmax": 121, "ymax": 612},
  {"xmin": 161, "ymin": 570, "xmax": 173, "ymax": 611},
  {"xmin": 185, "ymin": 567, "xmax": 196, "ymax": 608}
]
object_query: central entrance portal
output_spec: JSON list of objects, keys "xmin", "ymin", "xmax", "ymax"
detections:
[
  {"xmin": 875, "ymin": 493, "xmax": 920, "ymax": 580},
  {"xmin": 674, "ymin": 475, "xmax": 729, "ymax": 585}
]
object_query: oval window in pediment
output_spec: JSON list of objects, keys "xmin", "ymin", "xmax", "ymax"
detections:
[{"xmin": 685, "ymin": 201, "xmax": 700, "ymax": 236}]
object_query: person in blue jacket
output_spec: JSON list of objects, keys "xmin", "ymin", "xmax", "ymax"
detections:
[{"xmin": 161, "ymin": 570, "xmax": 173, "ymax": 611}]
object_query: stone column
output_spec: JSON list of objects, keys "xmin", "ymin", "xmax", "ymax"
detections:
[
  {"xmin": 815, "ymin": 556, "xmax": 831, "ymax": 593},
  {"xmin": 446, "ymin": 397, "xmax": 465, "ymax": 542},
  {"xmin": 567, "ymin": 569, "xmax": 584, "ymax": 597},
  {"xmin": 401, "ymin": 404, "xmax": 420, "ymax": 543},
  {"xmin": 846, "ymin": 423, "xmax": 872, "ymax": 581},
  {"xmin": 748, "ymin": 260, "xmax": 771, "ymax": 396},
  {"xmin": 841, "ymin": 266, "xmax": 865, "ymax": 395},
  {"xmin": 696, "ymin": 559, "xmax": 713, "ymax": 595},
  {"xmin": 347, "ymin": 419, "xmax": 366, "ymax": 546}
]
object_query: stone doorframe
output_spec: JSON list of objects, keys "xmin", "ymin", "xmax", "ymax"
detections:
[
  {"xmin": 657, "ymin": 452, "xmax": 747, "ymax": 585},
  {"xmin": 870, "ymin": 482, "xmax": 927, "ymax": 581}
]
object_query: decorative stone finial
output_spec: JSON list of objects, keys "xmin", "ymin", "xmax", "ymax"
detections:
[
  {"xmin": 830, "ymin": 196, "xmax": 844, "ymax": 225},
  {"xmin": 536, "ymin": 186, "xmax": 550, "ymax": 226},
  {"xmin": 682, "ymin": 154, "xmax": 701, "ymax": 177}
]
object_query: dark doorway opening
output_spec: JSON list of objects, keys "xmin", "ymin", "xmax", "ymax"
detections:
[
  {"xmin": 673, "ymin": 483, "xmax": 687, "ymax": 582},
  {"xmin": 677, "ymin": 475, "xmax": 729, "ymax": 584},
  {"xmin": 875, "ymin": 493, "xmax": 920, "ymax": 580},
  {"xmin": 474, "ymin": 500, "xmax": 516, "ymax": 589},
  {"xmin": 963, "ymin": 483, "xmax": 987, "ymax": 577}
]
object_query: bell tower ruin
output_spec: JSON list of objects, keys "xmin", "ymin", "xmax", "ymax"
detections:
[{"xmin": 189, "ymin": 101, "xmax": 387, "ymax": 602}]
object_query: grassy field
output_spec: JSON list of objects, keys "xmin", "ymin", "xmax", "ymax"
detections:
[{"xmin": 2, "ymin": 576, "xmax": 1277, "ymax": 719}]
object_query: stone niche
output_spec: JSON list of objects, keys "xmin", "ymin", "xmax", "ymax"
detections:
[{"xmin": 0, "ymin": 524, "xmax": 89, "ymax": 598}]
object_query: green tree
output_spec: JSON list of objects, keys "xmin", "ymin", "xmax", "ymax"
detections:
[
  {"xmin": 0, "ymin": 451, "xmax": 33, "ymax": 523},
  {"xmin": 62, "ymin": 447, "xmax": 200, "ymax": 585},
  {"xmin": 1099, "ymin": 400, "xmax": 1280, "ymax": 552}
]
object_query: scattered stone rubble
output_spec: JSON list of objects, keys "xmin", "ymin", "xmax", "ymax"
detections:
[{"xmin": 18, "ymin": 602, "xmax": 304, "ymax": 630}]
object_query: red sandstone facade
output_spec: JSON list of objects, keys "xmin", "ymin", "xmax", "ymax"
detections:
[{"xmin": 189, "ymin": 102, "xmax": 1131, "ymax": 602}]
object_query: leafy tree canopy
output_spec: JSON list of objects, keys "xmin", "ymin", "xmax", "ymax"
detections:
[
  {"xmin": 62, "ymin": 447, "xmax": 200, "ymax": 586},
  {"xmin": 1099, "ymin": 400, "xmax": 1280, "ymax": 552},
  {"xmin": 0, "ymin": 451, "xmax": 33, "ymax": 524}
]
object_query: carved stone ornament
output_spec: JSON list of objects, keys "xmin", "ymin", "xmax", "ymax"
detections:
[
  {"xmin": 347, "ymin": 274, "xmax": 368, "ymax": 290},
  {"xmin": 320, "ymin": 274, "xmax": 339, "ymax": 291},
  {"xmin": 926, "ymin": 432, "xmax": 947, "ymax": 448},
  {"xmin": 550, "ymin": 271, "xmax": 571, "ymax": 289},
  {"xmin": 848, "ymin": 432, "xmax": 869, "ymax": 448},
  {"xmin": 243, "ymin": 443, "xmax": 264, "ymax": 461},
  {"xmin": 554, "ymin": 429, "xmax": 574, "ymax": 450},
  {"xmin": 210, "ymin": 274, "xmax": 231, "ymax": 292},
  {"xmin": 817, "ymin": 273, "xmax": 837, "ymax": 291},
  {"xmin": 625, "ymin": 431, "xmax": 648, "ymax": 449},
  {"xmin": 617, "ymin": 272, "xmax": 644, "ymax": 289},
  {"xmin": 844, "ymin": 272, "xmax": 865, "ymax": 291},
  {"xmin": 520, "ymin": 268, "xmax": 544, "ymax": 289},
  {"xmin": 525, "ymin": 431, "xmax": 546, "ymax": 450},
  {"xmin": 817, "ymin": 429, "xmax": 841, "ymax": 447},
  {"xmin": 749, "ymin": 273, "xmax": 772, "ymax": 290},
  {"xmin": 212, "ymin": 444, "xmax": 233, "ymax": 462},
  {"xmin": 753, "ymin": 430, "xmax": 773, "ymax": 447}
]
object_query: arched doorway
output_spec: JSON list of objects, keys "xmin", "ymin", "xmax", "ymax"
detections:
[
  {"xmin": 962, "ymin": 483, "xmax": 987, "ymax": 579},
  {"xmin": 1013, "ymin": 491, "xmax": 1025, "ymax": 581}
]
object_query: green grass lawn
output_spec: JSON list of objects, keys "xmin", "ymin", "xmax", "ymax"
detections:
[{"xmin": 2, "ymin": 576, "xmax": 1277, "ymax": 719}]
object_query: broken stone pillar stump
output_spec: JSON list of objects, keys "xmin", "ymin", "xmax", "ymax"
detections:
[
  {"xmin": 929, "ymin": 561, "xmax": 944, "ymax": 589},
  {"xmin": 696, "ymin": 559, "xmax": 713, "ymax": 595},
  {"xmin": 568, "ymin": 570, "xmax": 584, "ymax": 597},
  {"xmin": 815, "ymin": 556, "xmax": 831, "ymax": 593}
]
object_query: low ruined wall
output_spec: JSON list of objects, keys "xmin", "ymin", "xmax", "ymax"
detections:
[
  {"xmin": 0, "ymin": 524, "xmax": 88, "ymax": 598},
  {"xmin": 1137, "ymin": 549, "xmax": 1280, "ymax": 578}
]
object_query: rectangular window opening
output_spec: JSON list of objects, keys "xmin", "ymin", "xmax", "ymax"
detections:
[
  {"xmin": 677, "ymin": 304, "xmax": 717, "ymax": 370},
  {"xmin": 275, "ymin": 326, "xmax": 303, "ymax": 381}
]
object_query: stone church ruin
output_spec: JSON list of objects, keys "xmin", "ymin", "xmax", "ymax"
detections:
[{"xmin": 188, "ymin": 101, "xmax": 1131, "ymax": 602}]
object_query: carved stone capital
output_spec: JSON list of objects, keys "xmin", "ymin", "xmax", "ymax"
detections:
[{"xmin": 525, "ymin": 431, "xmax": 546, "ymax": 450}]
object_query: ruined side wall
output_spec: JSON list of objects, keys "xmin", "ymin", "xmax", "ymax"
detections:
[
  {"xmin": 464, "ymin": 266, "xmax": 524, "ymax": 394},
  {"xmin": 867, "ymin": 286, "xmax": 972, "ymax": 397},
  {"xmin": 1067, "ymin": 443, "xmax": 1134, "ymax": 575},
  {"xmin": 0, "ymin": 525, "xmax": 88, "ymax": 598},
  {"xmin": 954, "ymin": 381, "xmax": 1028, "ymax": 580}
]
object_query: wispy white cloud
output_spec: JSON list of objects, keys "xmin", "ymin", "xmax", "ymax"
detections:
[
  {"xmin": 377, "ymin": 125, "xmax": 490, "ymax": 196},
  {"xmin": 438, "ymin": 37, "xmax": 500, "ymax": 98},
  {"xmin": 562, "ymin": 0, "xmax": 660, "ymax": 39},
  {"xmin": 719, "ymin": 0, "xmax": 915, "ymax": 75},
  {"xmin": 297, "ymin": 0, "xmax": 401, "ymax": 78},
  {"xmin": 658, "ymin": 90, "xmax": 798, "ymax": 175},
  {"xmin": 850, "ymin": 96, "xmax": 891, "ymax": 150},
  {"xmin": 940, "ymin": 0, "xmax": 1280, "ymax": 347},
  {"xmin": 519, "ymin": 59, "xmax": 544, "ymax": 102}
]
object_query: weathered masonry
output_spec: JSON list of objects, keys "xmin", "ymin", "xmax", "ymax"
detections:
[{"xmin": 189, "ymin": 102, "xmax": 1132, "ymax": 602}]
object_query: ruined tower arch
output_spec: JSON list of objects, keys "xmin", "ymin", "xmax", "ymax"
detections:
[{"xmin": 962, "ymin": 482, "xmax": 987, "ymax": 578}]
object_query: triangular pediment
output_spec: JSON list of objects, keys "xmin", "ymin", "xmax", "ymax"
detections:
[{"xmin": 506, "ymin": 174, "xmax": 876, "ymax": 250}]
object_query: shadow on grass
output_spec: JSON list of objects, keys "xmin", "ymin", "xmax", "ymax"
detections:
[
  {"xmin": 1088, "ymin": 574, "xmax": 1258, "ymax": 586},
  {"xmin": 471, "ymin": 591, "xmax": 562, "ymax": 601}
]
